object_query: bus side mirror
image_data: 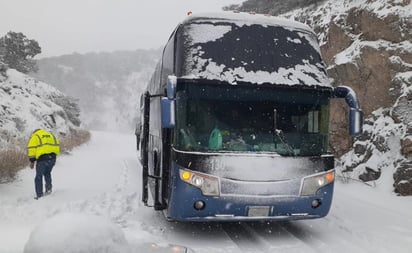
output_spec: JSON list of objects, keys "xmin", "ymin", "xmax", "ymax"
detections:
[
  {"xmin": 161, "ymin": 97, "xmax": 175, "ymax": 128},
  {"xmin": 349, "ymin": 108, "xmax": 363, "ymax": 137},
  {"xmin": 334, "ymin": 86, "xmax": 363, "ymax": 137},
  {"xmin": 167, "ymin": 75, "xmax": 177, "ymax": 99}
]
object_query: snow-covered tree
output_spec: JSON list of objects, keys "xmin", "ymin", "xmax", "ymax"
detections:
[{"xmin": 0, "ymin": 31, "xmax": 41, "ymax": 73}]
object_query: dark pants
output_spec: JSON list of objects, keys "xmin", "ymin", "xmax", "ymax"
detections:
[{"xmin": 35, "ymin": 155, "xmax": 56, "ymax": 197}]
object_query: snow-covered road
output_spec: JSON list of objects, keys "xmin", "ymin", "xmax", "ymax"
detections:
[{"xmin": 1, "ymin": 131, "xmax": 412, "ymax": 252}]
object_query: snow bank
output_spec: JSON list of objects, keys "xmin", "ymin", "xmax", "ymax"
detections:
[
  {"xmin": 23, "ymin": 212, "xmax": 128, "ymax": 253},
  {"xmin": 23, "ymin": 212, "xmax": 194, "ymax": 253}
]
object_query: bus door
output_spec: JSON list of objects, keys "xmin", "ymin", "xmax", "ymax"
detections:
[
  {"xmin": 141, "ymin": 92, "xmax": 150, "ymax": 206},
  {"xmin": 142, "ymin": 92, "xmax": 168, "ymax": 210}
]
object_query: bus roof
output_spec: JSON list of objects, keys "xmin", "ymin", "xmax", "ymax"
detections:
[
  {"xmin": 176, "ymin": 12, "xmax": 332, "ymax": 89},
  {"xmin": 182, "ymin": 12, "xmax": 314, "ymax": 34}
]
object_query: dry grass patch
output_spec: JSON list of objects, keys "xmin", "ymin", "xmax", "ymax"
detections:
[
  {"xmin": 0, "ymin": 148, "xmax": 27, "ymax": 183},
  {"xmin": 60, "ymin": 129, "xmax": 91, "ymax": 153}
]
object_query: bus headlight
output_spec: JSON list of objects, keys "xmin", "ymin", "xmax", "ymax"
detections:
[
  {"xmin": 300, "ymin": 170, "xmax": 334, "ymax": 196},
  {"xmin": 179, "ymin": 169, "xmax": 220, "ymax": 196}
]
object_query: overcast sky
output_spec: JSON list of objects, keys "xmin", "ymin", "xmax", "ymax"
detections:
[{"xmin": 0, "ymin": 0, "xmax": 244, "ymax": 58}]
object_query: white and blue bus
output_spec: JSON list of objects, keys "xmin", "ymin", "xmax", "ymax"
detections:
[{"xmin": 137, "ymin": 13, "xmax": 363, "ymax": 222}]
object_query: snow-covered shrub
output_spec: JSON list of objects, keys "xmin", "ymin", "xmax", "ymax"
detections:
[{"xmin": 51, "ymin": 95, "xmax": 81, "ymax": 127}]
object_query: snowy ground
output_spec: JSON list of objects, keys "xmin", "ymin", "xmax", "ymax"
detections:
[{"xmin": 1, "ymin": 131, "xmax": 412, "ymax": 252}]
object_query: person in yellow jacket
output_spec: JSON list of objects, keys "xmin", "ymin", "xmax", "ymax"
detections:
[{"xmin": 27, "ymin": 129, "xmax": 60, "ymax": 199}]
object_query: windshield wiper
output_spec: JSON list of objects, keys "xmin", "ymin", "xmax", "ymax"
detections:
[
  {"xmin": 273, "ymin": 108, "xmax": 295, "ymax": 156},
  {"xmin": 274, "ymin": 129, "xmax": 295, "ymax": 156}
]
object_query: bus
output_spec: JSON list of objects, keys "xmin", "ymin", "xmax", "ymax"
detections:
[{"xmin": 137, "ymin": 12, "xmax": 363, "ymax": 222}]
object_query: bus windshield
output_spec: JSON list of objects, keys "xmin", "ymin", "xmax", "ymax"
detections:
[{"xmin": 175, "ymin": 83, "xmax": 331, "ymax": 156}]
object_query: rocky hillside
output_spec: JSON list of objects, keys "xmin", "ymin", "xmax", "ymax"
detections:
[
  {"xmin": 223, "ymin": 0, "xmax": 325, "ymax": 15},
  {"xmin": 32, "ymin": 49, "xmax": 160, "ymax": 132},
  {"xmin": 0, "ymin": 69, "xmax": 81, "ymax": 146},
  {"xmin": 229, "ymin": 0, "xmax": 412, "ymax": 195}
]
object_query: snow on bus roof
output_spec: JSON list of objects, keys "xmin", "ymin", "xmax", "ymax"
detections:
[{"xmin": 182, "ymin": 12, "xmax": 314, "ymax": 32}]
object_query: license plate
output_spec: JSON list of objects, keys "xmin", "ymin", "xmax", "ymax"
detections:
[{"xmin": 248, "ymin": 206, "xmax": 270, "ymax": 217}]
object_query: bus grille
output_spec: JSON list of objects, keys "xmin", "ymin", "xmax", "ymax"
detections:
[{"xmin": 220, "ymin": 177, "xmax": 301, "ymax": 197}]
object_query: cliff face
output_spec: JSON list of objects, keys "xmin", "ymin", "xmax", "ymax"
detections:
[{"xmin": 228, "ymin": 0, "xmax": 412, "ymax": 195}]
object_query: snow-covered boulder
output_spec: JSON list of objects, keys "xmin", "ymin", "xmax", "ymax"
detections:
[
  {"xmin": 401, "ymin": 136, "xmax": 412, "ymax": 159},
  {"xmin": 394, "ymin": 160, "xmax": 412, "ymax": 195}
]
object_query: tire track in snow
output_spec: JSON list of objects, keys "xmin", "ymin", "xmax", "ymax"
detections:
[
  {"xmin": 221, "ymin": 222, "xmax": 273, "ymax": 253},
  {"xmin": 49, "ymin": 159, "xmax": 139, "ymax": 226},
  {"xmin": 222, "ymin": 221, "xmax": 328, "ymax": 253},
  {"xmin": 277, "ymin": 222, "xmax": 324, "ymax": 252},
  {"xmin": 277, "ymin": 220, "xmax": 371, "ymax": 253}
]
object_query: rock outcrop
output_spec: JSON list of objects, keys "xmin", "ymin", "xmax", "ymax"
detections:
[{"xmin": 292, "ymin": 0, "xmax": 412, "ymax": 195}]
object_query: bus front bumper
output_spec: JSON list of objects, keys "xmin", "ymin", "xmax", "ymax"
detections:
[{"xmin": 166, "ymin": 176, "xmax": 334, "ymax": 222}]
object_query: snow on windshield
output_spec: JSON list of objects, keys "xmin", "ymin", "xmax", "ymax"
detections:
[
  {"xmin": 187, "ymin": 23, "xmax": 232, "ymax": 43},
  {"xmin": 181, "ymin": 15, "xmax": 331, "ymax": 87}
]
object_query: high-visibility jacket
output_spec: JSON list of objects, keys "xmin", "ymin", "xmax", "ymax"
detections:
[{"xmin": 27, "ymin": 129, "xmax": 60, "ymax": 161}]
